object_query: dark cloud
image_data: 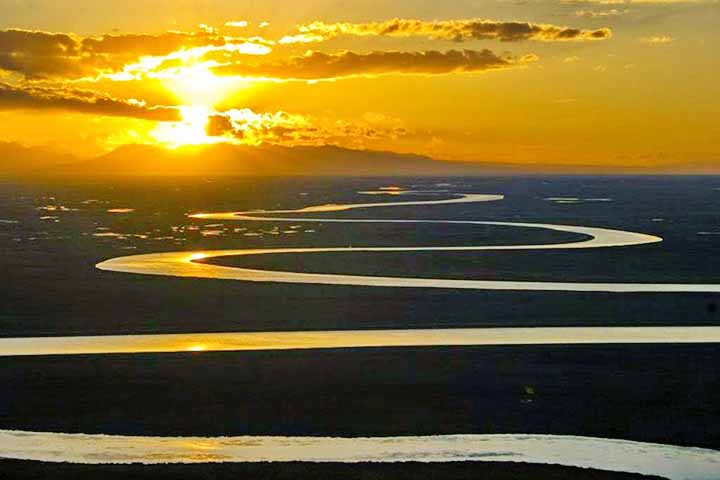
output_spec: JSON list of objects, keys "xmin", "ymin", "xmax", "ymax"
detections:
[
  {"xmin": 0, "ymin": 29, "xmax": 78, "ymax": 55},
  {"xmin": 0, "ymin": 28, "xmax": 266, "ymax": 79},
  {"xmin": 206, "ymin": 114, "xmax": 234, "ymax": 136},
  {"xmin": 202, "ymin": 108, "xmax": 412, "ymax": 149},
  {"xmin": 290, "ymin": 19, "xmax": 612, "ymax": 43},
  {"xmin": 214, "ymin": 49, "xmax": 532, "ymax": 80},
  {"xmin": 0, "ymin": 29, "xmax": 84, "ymax": 78},
  {"xmin": 0, "ymin": 52, "xmax": 85, "ymax": 78},
  {"xmin": 79, "ymin": 31, "xmax": 225, "ymax": 56},
  {"xmin": 0, "ymin": 82, "xmax": 180, "ymax": 121}
]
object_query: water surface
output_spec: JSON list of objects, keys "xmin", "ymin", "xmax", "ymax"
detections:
[{"xmin": 0, "ymin": 430, "xmax": 718, "ymax": 480}]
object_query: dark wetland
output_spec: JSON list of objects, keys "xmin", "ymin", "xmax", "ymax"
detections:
[{"xmin": 1, "ymin": 175, "xmax": 719, "ymax": 479}]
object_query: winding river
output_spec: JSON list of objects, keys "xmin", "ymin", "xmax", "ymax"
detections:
[
  {"xmin": 3, "ymin": 190, "xmax": 720, "ymax": 477},
  {"xmin": 95, "ymin": 190, "xmax": 720, "ymax": 292},
  {"xmin": 1, "ymin": 430, "xmax": 719, "ymax": 480}
]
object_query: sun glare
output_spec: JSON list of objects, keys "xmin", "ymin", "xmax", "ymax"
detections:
[
  {"xmin": 149, "ymin": 61, "xmax": 257, "ymax": 147},
  {"xmin": 165, "ymin": 63, "xmax": 242, "ymax": 108},
  {"xmin": 151, "ymin": 106, "xmax": 219, "ymax": 147}
]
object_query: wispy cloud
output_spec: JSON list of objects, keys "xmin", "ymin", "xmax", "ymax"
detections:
[
  {"xmin": 575, "ymin": 8, "xmax": 630, "ymax": 17},
  {"xmin": 640, "ymin": 35, "xmax": 675, "ymax": 44},
  {"xmin": 202, "ymin": 108, "xmax": 413, "ymax": 149},
  {"xmin": 564, "ymin": 0, "xmax": 709, "ymax": 4},
  {"xmin": 225, "ymin": 20, "xmax": 249, "ymax": 28}
]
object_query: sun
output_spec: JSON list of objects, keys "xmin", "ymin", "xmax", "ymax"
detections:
[
  {"xmin": 164, "ymin": 63, "xmax": 242, "ymax": 108},
  {"xmin": 150, "ymin": 63, "xmax": 253, "ymax": 148},
  {"xmin": 150, "ymin": 105, "xmax": 220, "ymax": 148}
]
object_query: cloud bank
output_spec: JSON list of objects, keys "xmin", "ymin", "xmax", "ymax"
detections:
[
  {"xmin": 202, "ymin": 108, "xmax": 412, "ymax": 149},
  {"xmin": 214, "ymin": 49, "xmax": 535, "ymax": 80},
  {"xmin": 0, "ymin": 28, "xmax": 269, "ymax": 79},
  {"xmin": 282, "ymin": 19, "xmax": 612, "ymax": 44}
]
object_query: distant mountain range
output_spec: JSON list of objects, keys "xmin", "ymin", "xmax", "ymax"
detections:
[
  {"xmin": 0, "ymin": 142, "xmax": 79, "ymax": 175},
  {"xmin": 0, "ymin": 142, "xmax": 507, "ymax": 176},
  {"xmin": 0, "ymin": 141, "xmax": 717, "ymax": 176},
  {"xmin": 67, "ymin": 143, "xmax": 495, "ymax": 176}
]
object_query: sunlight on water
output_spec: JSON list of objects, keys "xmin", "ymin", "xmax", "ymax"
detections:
[
  {"xmin": 1, "ymin": 327, "xmax": 720, "ymax": 357},
  {"xmin": 99, "ymin": 191, "xmax": 720, "ymax": 293},
  {"xmin": 6, "ymin": 186, "xmax": 719, "ymax": 479},
  {"xmin": 0, "ymin": 430, "xmax": 718, "ymax": 480}
]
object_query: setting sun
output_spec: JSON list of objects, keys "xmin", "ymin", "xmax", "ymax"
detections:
[
  {"xmin": 147, "ymin": 59, "xmax": 258, "ymax": 147},
  {"xmin": 163, "ymin": 63, "xmax": 246, "ymax": 108},
  {"xmin": 0, "ymin": 1, "xmax": 717, "ymax": 170},
  {"xmin": 150, "ymin": 105, "xmax": 218, "ymax": 147}
]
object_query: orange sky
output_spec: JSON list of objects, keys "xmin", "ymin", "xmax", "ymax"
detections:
[{"xmin": 0, "ymin": 0, "xmax": 718, "ymax": 169}]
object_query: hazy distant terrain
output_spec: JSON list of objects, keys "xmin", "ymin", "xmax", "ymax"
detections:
[
  {"xmin": 0, "ymin": 142, "xmax": 493, "ymax": 176},
  {"xmin": 2, "ymin": 141, "xmax": 719, "ymax": 177}
]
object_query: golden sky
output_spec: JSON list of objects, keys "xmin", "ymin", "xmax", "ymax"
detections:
[{"xmin": 0, "ymin": 0, "xmax": 718, "ymax": 169}]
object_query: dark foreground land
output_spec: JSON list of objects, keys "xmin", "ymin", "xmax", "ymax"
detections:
[
  {"xmin": 1, "ymin": 344, "xmax": 719, "ymax": 449},
  {"xmin": 0, "ymin": 460, "xmax": 666, "ymax": 480}
]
